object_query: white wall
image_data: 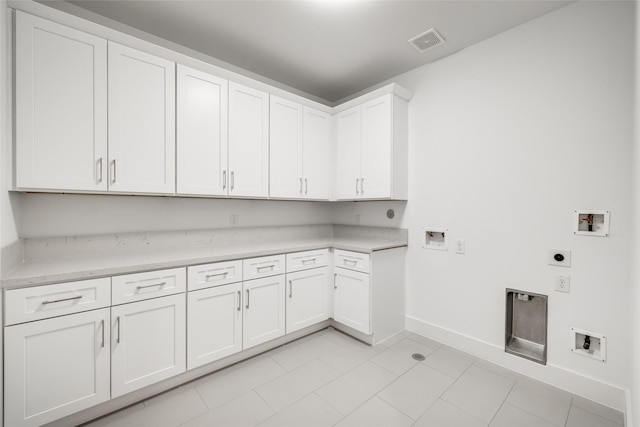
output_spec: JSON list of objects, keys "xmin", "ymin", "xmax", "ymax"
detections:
[
  {"xmin": 335, "ymin": 0, "xmax": 635, "ymax": 409},
  {"xmin": 630, "ymin": 1, "xmax": 640, "ymax": 424}
]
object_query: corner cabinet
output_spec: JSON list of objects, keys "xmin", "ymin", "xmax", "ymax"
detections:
[
  {"xmin": 335, "ymin": 93, "xmax": 408, "ymax": 200},
  {"xmin": 15, "ymin": 11, "xmax": 108, "ymax": 192},
  {"xmin": 269, "ymin": 96, "xmax": 332, "ymax": 200}
]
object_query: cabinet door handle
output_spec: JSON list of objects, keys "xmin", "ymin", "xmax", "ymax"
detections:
[
  {"xmin": 96, "ymin": 158, "xmax": 103, "ymax": 184},
  {"xmin": 136, "ymin": 281, "xmax": 166, "ymax": 290},
  {"xmin": 360, "ymin": 178, "xmax": 364, "ymax": 194},
  {"xmin": 289, "ymin": 280, "xmax": 293, "ymax": 298},
  {"xmin": 116, "ymin": 316, "xmax": 121, "ymax": 344},
  {"xmin": 101, "ymin": 319, "xmax": 105, "ymax": 348},
  {"xmin": 237, "ymin": 290, "xmax": 241, "ymax": 311},
  {"xmin": 205, "ymin": 272, "xmax": 229, "ymax": 281},
  {"xmin": 223, "ymin": 170, "xmax": 227, "ymax": 190},
  {"xmin": 305, "ymin": 178, "xmax": 308, "ymax": 194},
  {"xmin": 333, "ymin": 273, "xmax": 338, "ymax": 289},
  {"xmin": 299, "ymin": 177, "xmax": 303, "ymax": 194},
  {"xmin": 231, "ymin": 171, "xmax": 235, "ymax": 191},
  {"xmin": 41, "ymin": 295, "xmax": 82, "ymax": 305},
  {"xmin": 246, "ymin": 289, "xmax": 250, "ymax": 309},
  {"xmin": 111, "ymin": 159, "xmax": 117, "ymax": 184},
  {"xmin": 355, "ymin": 178, "xmax": 359, "ymax": 194}
]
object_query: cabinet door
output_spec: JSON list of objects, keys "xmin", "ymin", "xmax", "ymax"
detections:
[
  {"xmin": 111, "ymin": 293, "xmax": 186, "ymax": 397},
  {"xmin": 333, "ymin": 268, "xmax": 371, "ymax": 335},
  {"xmin": 243, "ymin": 275, "xmax": 285, "ymax": 349},
  {"xmin": 335, "ymin": 106, "xmax": 362, "ymax": 200},
  {"xmin": 269, "ymin": 96, "xmax": 303, "ymax": 199},
  {"xmin": 286, "ymin": 267, "xmax": 330, "ymax": 333},
  {"xmin": 361, "ymin": 95, "xmax": 392, "ymax": 199},
  {"xmin": 15, "ymin": 11, "xmax": 108, "ymax": 192},
  {"xmin": 228, "ymin": 82, "xmax": 269, "ymax": 198},
  {"xmin": 177, "ymin": 65, "xmax": 229, "ymax": 196},
  {"xmin": 302, "ymin": 107, "xmax": 332, "ymax": 200},
  {"xmin": 5, "ymin": 308, "xmax": 110, "ymax": 427},
  {"xmin": 108, "ymin": 42, "xmax": 175, "ymax": 194},
  {"xmin": 187, "ymin": 283, "xmax": 242, "ymax": 370}
]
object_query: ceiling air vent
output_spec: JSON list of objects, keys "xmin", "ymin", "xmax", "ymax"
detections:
[{"xmin": 408, "ymin": 28, "xmax": 445, "ymax": 53}]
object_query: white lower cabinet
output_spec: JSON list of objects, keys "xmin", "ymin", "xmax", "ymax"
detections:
[
  {"xmin": 333, "ymin": 267, "xmax": 371, "ymax": 335},
  {"xmin": 187, "ymin": 282, "xmax": 243, "ymax": 370},
  {"xmin": 4, "ymin": 308, "xmax": 111, "ymax": 427},
  {"xmin": 111, "ymin": 293, "xmax": 186, "ymax": 397},
  {"xmin": 286, "ymin": 266, "xmax": 330, "ymax": 333},
  {"xmin": 243, "ymin": 275, "xmax": 286, "ymax": 349}
]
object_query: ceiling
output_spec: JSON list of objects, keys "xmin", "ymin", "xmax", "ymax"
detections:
[{"xmin": 52, "ymin": 0, "xmax": 571, "ymax": 103}]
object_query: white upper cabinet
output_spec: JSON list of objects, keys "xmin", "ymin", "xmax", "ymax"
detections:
[
  {"xmin": 108, "ymin": 42, "xmax": 176, "ymax": 194},
  {"xmin": 15, "ymin": 11, "xmax": 108, "ymax": 192},
  {"xmin": 177, "ymin": 65, "xmax": 229, "ymax": 196},
  {"xmin": 269, "ymin": 96, "xmax": 303, "ymax": 199},
  {"xmin": 270, "ymin": 95, "xmax": 332, "ymax": 200},
  {"xmin": 335, "ymin": 93, "xmax": 408, "ymax": 200},
  {"xmin": 228, "ymin": 82, "xmax": 269, "ymax": 198}
]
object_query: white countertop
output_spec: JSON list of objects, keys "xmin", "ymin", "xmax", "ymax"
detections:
[{"xmin": 1, "ymin": 228, "xmax": 407, "ymax": 289}]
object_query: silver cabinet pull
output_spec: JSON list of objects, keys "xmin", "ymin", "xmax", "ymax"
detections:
[
  {"xmin": 111, "ymin": 159, "xmax": 117, "ymax": 184},
  {"xmin": 237, "ymin": 290, "xmax": 241, "ymax": 311},
  {"xmin": 246, "ymin": 289, "xmax": 250, "ymax": 309},
  {"xmin": 301, "ymin": 258, "xmax": 316, "ymax": 265},
  {"xmin": 299, "ymin": 177, "xmax": 303, "ymax": 194},
  {"xmin": 42, "ymin": 295, "xmax": 82, "ymax": 305},
  {"xmin": 333, "ymin": 273, "xmax": 338, "ymax": 289},
  {"xmin": 289, "ymin": 280, "xmax": 293, "ymax": 298},
  {"xmin": 116, "ymin": 316, "xmax": 121, "ymax": 344},
  {"xmin": 136, "ymin": 281, "xmax": 166, "ymax": 290},
  {"xmin": 355, "ymin": 178, "xmax": 359, "ymax": 194},
  {"xmin": 343, "ymin": 259, "xmax": 358, "ymax": 266},
  {"xmin": 223, "ymin": 170, "xmax": 227, "ymax": 190},
  {"xmin": 96, "ymin": 158, "xmax": 103, "ymax": 184},
  {"xmin": 101, "ymin": 319, "xmax": 105, "ymax": 348},
  {"xmin": 205, "ymin": 272, "xmax": 229, "ymax": 281},
  {"xmin": 305, "ymin": 178, "xmax": 308, "ymax": 194},
  {"xmin": 231, "ymin": 171, "xmax": 235, "ymax": 191},
  {"xmin": 257, "ymin": 264, "xmax": 275, "ymax": 272},
  {"xmin": 361, "ymin": 178, "xmax": 364, "ymax": 194}
]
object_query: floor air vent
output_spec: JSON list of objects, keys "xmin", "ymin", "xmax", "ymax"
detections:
[{"xmin": 408, "ymin": 28, "xmax": 445, "ymax": 53}]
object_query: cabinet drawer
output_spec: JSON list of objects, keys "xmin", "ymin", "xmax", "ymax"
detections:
[
  {"xmin": 286, "ymin": 249, "xmax": 329, "ymax": 273},
  {"xmin": 5, "ymin": 278, "xmax": 111, "ymax": 326},
  {"xmin": 188, "ymin": 260, "xmax": 243, "ymax": 291},
  {"xmin": 112, "ymin": 267, "xmax": 186, "ymax": 305},
  {"xmin": 334, "ymin": 249, "xmax": 370, "ymax": 273},
  {"xmin": 243, "ymin": 254, "xmax": 285, "ymax": 280}
]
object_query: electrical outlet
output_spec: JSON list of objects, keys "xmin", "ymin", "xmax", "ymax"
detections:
[
  {"xmin": 455, "ymin": 239, "xmax": 465, "ymax": 254},
  {"xmin": 548, "ymin": 249, "xmax": 571, "ymax": 267},
  {"xmin": 555, "ymin": 275, "xmax": 570, "ymax": 293}
]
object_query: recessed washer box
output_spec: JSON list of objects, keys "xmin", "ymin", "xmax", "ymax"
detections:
[
  {"xmin": 573, "ymin": 210, "xmax": 610, "ymax": 237},
  {"xmin": 422, "ymin": 227, "xmax": 447, "ymax": 250}
]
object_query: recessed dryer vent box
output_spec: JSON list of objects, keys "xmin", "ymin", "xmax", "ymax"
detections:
[
  {"xmin": 570, "ymin": 327, "xmax": 606, "ymax": 362},
  {"xmin": 574, "ymin": 210, "xmax": 610, "ymax": 237},
  {"xmin": 505, "ymin": 289, "xmax": 548, "ymax": 365},
  {"xmin": 422, "ymin": 227, "xmax": 447, "ymax": 250}
]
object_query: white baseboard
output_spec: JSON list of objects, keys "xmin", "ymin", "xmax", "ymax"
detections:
[{"xmin": 406, "ymin": 315, "xmax": 628, "ymax": 414}]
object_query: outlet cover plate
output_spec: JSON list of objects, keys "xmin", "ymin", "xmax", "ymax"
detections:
[{"xmin": 555, "ymin": 275, "xmax": 570, "ymax": 293}]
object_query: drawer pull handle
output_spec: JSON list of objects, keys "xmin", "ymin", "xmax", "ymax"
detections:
[
  {"xmin": 343, "ymin": 259, "xmax": 358, "ymax": 266},
  {"xmin": 289, "ymin": 280, "xmax": 293, "ymax": 298},
  {"xmin": 136, "ymin": 282, "xmax": 166, "ymax": 290},
  {"xmin": 257, "ymin": 265, "xmax": 275, "ymax": 272},
  {"xmin": 301, "ymin": 258, "xmax": 317, "ymax": 265},
  {"xmin": 237, "ymin": 291, "xmax": 241, "ymax": 311},
  {"xmin": 205, "ymin": 272, "xmax": 229, "ymax": 281},
  {"xmin": 41, "ymin": 295, "xmax": 83, "ymax": 305}
]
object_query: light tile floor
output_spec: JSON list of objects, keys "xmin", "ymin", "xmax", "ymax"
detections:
[{"xmin": 84, "ymin": 328, "xmax": 625, "ymax": 427}]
